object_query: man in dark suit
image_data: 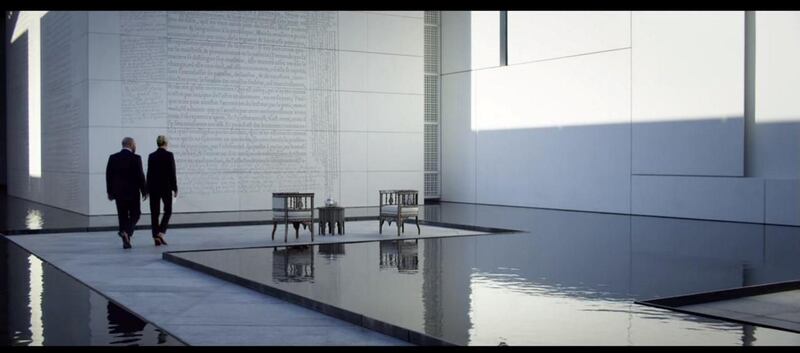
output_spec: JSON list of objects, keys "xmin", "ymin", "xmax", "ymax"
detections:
[
  {"xmin": 106, "ymin": 137, "xmax": 147, "ymax": 249},
  {"xmin": 147, "ymin": 135, "xmax": 177, "ymax": 246}
]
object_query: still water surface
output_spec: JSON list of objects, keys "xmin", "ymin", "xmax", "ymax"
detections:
[
  {"xmin": 174, "ymin": 224, "xmax": 800, "ymax": 345},
  {"xmin": 1, "ymin": 237, "xmax": 183, "ymax": 346}
]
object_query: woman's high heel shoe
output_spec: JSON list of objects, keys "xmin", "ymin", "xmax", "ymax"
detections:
[{"xmin": 155, "ymin": 233, "xmax": 168, "ymax": 246}]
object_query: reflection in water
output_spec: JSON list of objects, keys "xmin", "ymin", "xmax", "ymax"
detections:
[
  {"xmin": 27, "ymin": 255, "xmax": 44, "ymax": 345},
  {"xmin": 272, "ymin": 246, "xmax": 314, "ymax": 283},
  {"xmin": 2, "ymin": 238, "xmax": 182, "ymax": 346},
  {"xmin": 172, "ymin": 206, "xmax": 800, "ymax": 346},
  {"xmin": 25, "ymin": 209, "xmax": 43, "ymax": 230},
  {"xmin": 107, "ymin": 302, "xmax": 144, "ymax": 345},
  {"xmin": 379, "ymin": 240, "xmax": 419, "ymax": 273},
  {"xmin": 318, "ymin": 243, "xmax": 345, "ymax": 259}
]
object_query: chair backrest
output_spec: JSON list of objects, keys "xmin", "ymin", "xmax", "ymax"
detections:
[
  {"xmin": 379, "ymin": 190, "xmax": 418, "ymax": 207},
  {"xmin": 272, "ymin": 192, "xmax": 315, "ymax": 212}
]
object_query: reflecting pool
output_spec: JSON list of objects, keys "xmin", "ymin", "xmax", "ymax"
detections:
[
  {"xmin": 171, "ymin": 214, "xmax": 800, "ymax": 345},
  {"xmin": 1, "ymin": 237, "xmax": 183, "ymax": 346}
]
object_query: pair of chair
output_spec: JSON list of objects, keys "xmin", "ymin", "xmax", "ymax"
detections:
[{"xmin": 270, "ymin": 189, "xmax": 420, "ymax": 241}]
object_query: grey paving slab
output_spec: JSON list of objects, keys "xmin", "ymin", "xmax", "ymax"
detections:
[
  {"xmin": 739, "ymin": 316, "xmax": 800, "ymax": 333},
  {"xmin": 164, "ymin": 302, "xmax": 347, "ymax": 326},
  {"xmin": 690, "ymin": 297, "xmax": 792, "ymax": 316},
  {"xmin": 747, "ymin": 291, "xmax": 800, "ymax": 307},
  {"xmin": 164, "ymin": 324, "xmax": 413, "ymax": 346},
  {"xmin": 770, "ymin": 311, "xmax": 800, "ymax": 325},
  {"xmin": 4, "ymin": 221, "xmax": 491, "ymax": 345}
]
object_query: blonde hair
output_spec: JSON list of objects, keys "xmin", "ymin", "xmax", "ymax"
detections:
[{"xmin": 156, "ymin": 135, "xmax": 168, "ymax": 147}]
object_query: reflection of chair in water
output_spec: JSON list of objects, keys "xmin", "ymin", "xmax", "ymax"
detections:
[
  {"xmin": 272, "ymin": 246, "xmax": 314, "ymax": 282},
  {"xmin": 271, "ymin": 192, "xmax": 314, "ymax": 243},
  {"xmin": 317, "ymin": 243, "xmax": 346, "ymax": 259},
  {"xmin": 378, "ymin": 190, "xmax": 420, "ymax": 236},
  {"xmin": 378, "ymin": 239, "xmax": 419, "ymax": 273}
]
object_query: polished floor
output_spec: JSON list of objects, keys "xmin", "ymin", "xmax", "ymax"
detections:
[{"xmin": 3, "ymin": 197, "xmax": 800, "ymax": 345}]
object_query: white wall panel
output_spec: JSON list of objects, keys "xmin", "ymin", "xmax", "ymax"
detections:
[
  {"xmin": 441, "ymin": 11, "xmax": 471, "ymax": 74},
  {"xmin": 367, "ymin": 133, "xmax": 423, "ymax": 172},
  {"xmin": 88, "ymin": 11, "xmax": 119, "ymax": 34},
  {"xmin": 338, "ymin": 11, "xmax": 367, "ymax": 52},
  {"xmin": 468, "ymin": 11, "xmax": 500, "ymax": 70},
  {"xmin": 88, "ymin": 80, "xmax": 121, "ymax": 127},
  {"xmin": 366, "ymin": 53, "xmax": 423, "ymax": 94},
  {"xmin": 339, "ymin": 91, "xmax": 368, "ymax": 131},
  {"xmin": 632, "ymin": 11, "xmax": 745, "ymax": 176},
  {"xmin": 367, "ymin": 93, "xmax": 424, "ymax": 132},
  {"xmin": 752, "ymin": 11, "xmax": 800, "ymax": 178},
  {"xmin": 87, "ymin": 33, "xmax": 120, "ymax": 80},
  {"xmin": 440, "ymin": 72, "xmax": 476, "ymax": 203},
  {"xmin": 474, "ymin": 50, "xmax": 631, "ymax": 131},
  {"xmin": 363, "ymin": 11, "xmax": 423, "ymax": 19},
  {"xmin": 340, "ymin": 171, "xmax": 368, "ymax": 207},
  {"xmin": 338, "ymin": 50, "xmax": 368, "ymax": 92},
  {"xmin": 508, "ymin": 11, "xmax": 630, "ymax": 64},
  {"xmin": 632, "ymin": 175, "xmax": 764, "ymax": 223},
  {"xmin": 765, "ymin": 179, "xmax": 800, "ymax": 226},
  {"xmin": 367, "ymin": 13, "xmax": 423, "ymax": 56},
  {"xmin": 473, "ymin": 50, "xmax": 631, "ymax": 213},
  {"xmin": 441, "ymin": 11, "xmax": 500, "ymax": 74},
  {"xmin": 339, "ymin": 132, "xmax": 367, "ymax": 171}
]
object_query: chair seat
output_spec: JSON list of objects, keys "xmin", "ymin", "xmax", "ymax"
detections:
[
  {"xmin": 273, "ymin": 211, "xmax": 312, "ymax": 220},
  {"xmin": 380, "ymin": 205, "xmax": 419, "ymax": 216}
]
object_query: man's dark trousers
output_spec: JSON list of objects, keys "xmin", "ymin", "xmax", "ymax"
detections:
[
  {"xmin": 149, "ymin": 192, "xmax": 172, "ymax": 237},
  {"xmin": 115, "ymin": 198, "xmax": 141, "ymax": 237}
]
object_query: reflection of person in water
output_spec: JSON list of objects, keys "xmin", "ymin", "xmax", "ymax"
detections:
[{"xmin": 107, "ymin": 301, "xmax": 146, "ymax": 345}]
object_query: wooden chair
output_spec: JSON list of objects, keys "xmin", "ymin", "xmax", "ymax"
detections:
[
  {"xmin": 378, "ymin": 190, "xmax": 420, "ymax": 236},
  {"xmin": 271, "ymin": 192, "xmax": 314, "ymax": 242}
]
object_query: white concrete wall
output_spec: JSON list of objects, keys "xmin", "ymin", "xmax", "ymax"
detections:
[
  {"xmin": 441, "ymin": 11, "xmax": 800, "ymax": 226},
  {"xmin": 6, "ymin": 11, "xmax": 90, "ymax": 214},
  {"xmin": 6, "ymin": 11, "xmax": 424, "ymax": 215},
  {"xmin": 441, "ymin": 11, "xmax": 500, "ymax": 74},
  {"xmin": 753, "ymin": 12, "xmax": 800, "ymax": 226},
  {"xmin": 632, "ymin": 12, "xmax": 744, "ymax": 177},
  {"xmin": 507, "ymin": 11, "xmax": 630, "ymax": 64}
]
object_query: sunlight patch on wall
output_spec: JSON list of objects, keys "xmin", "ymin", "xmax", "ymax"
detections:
[{"xmin": 11, "ymin": 11, "xmax": 48, "ymax": 178}]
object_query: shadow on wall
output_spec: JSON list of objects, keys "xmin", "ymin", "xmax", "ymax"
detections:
[{"xmin": 440, "ymin": 44, "xmax": 799, "ymax": 223}]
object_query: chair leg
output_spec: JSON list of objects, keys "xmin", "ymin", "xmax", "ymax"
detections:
[
  {"xmin": 379, "ymin": 218, "xmax": 384, "ymax": 234},
  {"xmin": 271, "ymin": 223, "xmax": 277, "ymax": 240},
  {"xmin": 284, "ymin": 220, "xmax": 288, "ymax": 242},
  {"xmin": 415, "ymin": 216, "xmax": 420, "ymax": 234},
  {"xmin": 293, "ymin": 222, "xmax": 300, "ymax": 239},
  {"xmin": 397, "ymin": 219, "xmax": 401, "ymax": 237}
]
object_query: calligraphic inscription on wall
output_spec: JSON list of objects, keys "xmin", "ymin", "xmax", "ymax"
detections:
[{"xmin": 120, "ymin": 11, "xmax": 339, "ymax": 208}]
